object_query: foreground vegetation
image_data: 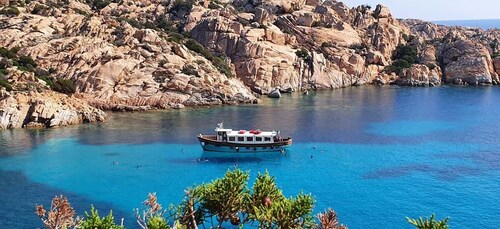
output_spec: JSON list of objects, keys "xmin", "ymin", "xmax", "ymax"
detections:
[{"xmin": 35, "ymin": 169, "xmax": 448, "ymax": 228}]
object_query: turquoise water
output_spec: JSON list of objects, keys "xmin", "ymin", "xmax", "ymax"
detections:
[{"xmin": 1, "ymin": 86, "xmax": 500, "ymax": 228}]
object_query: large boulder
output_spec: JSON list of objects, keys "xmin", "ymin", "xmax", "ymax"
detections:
[
  {"xmin": 366, "ymin": 50, "xmax": 388, "ymax": 66},
  {"xmin": 494, "ymin": 57, "xmax": 500, "ymax": 75},
  {"xmin": 439, "ymin": 39, "xmax": 495, "ymax": 84},
  {"xmin": 395, "ymin": 64, "xmax": 442, "ymax": 86},
  {"xmin": 267, "ymin": 88, "xmax": 281, "ymax": 98},
  {"xmin": 0, "ymin": 91, "xmax": 106, "ymax": 129},
  {"xmin": 444, "ymin": 57, "xmax": 493, "ymax": 85},
  {"xmin": 373, "ymin": 4, "xmax": 392, "ymax": 19}
]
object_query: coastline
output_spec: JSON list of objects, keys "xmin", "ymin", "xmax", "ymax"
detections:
[
  {"xmin": 1, "ymin": 1, "xmax": 499, "ymax": 129},
  {"xmin": 2, "ymin": 83, "xmax": 499, "ymax": 130}
]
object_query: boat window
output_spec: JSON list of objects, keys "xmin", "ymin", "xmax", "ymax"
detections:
[
  {"xmin": 229, "ymin": 137, "xmax": 235, "ymax": 141},
  {"xmin": 247, "ymin": 137, "xmax": 253, "ymax": 141},
  {"xmin": 238, "ymin": 137, "xmax": 244, "ymax": 141},
  {"xmin": 265, "ymin": 137, "xmax": 271, "ymax": 141},
  {"xmin": 256, "ymin": 137, "xmax": 262, "ymax": 141}
]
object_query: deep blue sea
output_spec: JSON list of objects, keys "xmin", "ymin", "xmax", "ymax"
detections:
[
  {"xmin": 434, "ymin": 19, "xmax": 500, "ymax": 29},
  {"xmin": 1, "ymin": 86, "xmax": 500, "ymax": 228}
]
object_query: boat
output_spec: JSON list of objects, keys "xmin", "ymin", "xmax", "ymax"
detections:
[{"xmin": 197, "ymin": 123, "xmax": 292, "ymax": 152}]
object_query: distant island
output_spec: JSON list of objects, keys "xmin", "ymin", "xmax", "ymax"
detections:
[
  {"xmin": 434, "ymin": 19, "xmax": 500, "ymax": 30},
  {"xmin": 1, "ymin": 0, "xmax": 499, "ymax": 129}
]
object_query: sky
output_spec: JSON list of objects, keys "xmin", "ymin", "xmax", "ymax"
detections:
[{"xmin": 342, "ymin": 0, "xmax": 500, "ymax": 21}]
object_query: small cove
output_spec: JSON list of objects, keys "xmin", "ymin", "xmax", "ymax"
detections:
[{"xmin": 1, "ymin": 85, "xmax": 500, "ymax": 228}]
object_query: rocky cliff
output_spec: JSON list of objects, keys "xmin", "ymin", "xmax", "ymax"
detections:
[{"xmin": 0, "ymin": 0, "xmax": 499, "ymax": 128}]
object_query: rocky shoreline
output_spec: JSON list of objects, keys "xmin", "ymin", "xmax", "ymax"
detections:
[{"xmin": 0, "ymin": 0, "xmax": 499, "ymax": 129}]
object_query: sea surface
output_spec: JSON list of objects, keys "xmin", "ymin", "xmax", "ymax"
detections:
[
  {"xmin": 434, "ymin": 19, "xmax": 500, "ymax": 29},
  {"xmin": 1, "ymin": 86, "xmax": 500, "ymax": 228}
]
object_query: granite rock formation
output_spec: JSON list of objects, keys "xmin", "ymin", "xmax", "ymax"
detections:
[{"xmin": 0, "ymin": 0, "xmax": 499, "ymax": 129}]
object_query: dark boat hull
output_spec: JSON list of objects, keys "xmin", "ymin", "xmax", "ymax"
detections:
[{"xmin": 197, "ymin": 135, "xmax": 292, "ymax": 153}]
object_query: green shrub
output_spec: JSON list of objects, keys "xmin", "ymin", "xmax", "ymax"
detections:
[
  {"xmin": 185, "ymin": 39, "xmax": 211, "ymax": 58},
  {"xmin": 156, "ymin": 17, "xmax": 178, "ymax": 33},
  {"xmin": 37, "ymin": 75, "xmax": 53, "ymax": 87},
  {"xmin": 385, "ymin": 44, "xmax": 418, "ymax": 74},
  {"xmin": 0, "ymin": 78, "xmax": 12, "ymax": 91},
  {"xmin": 0, "ymin": 68, "xmax": 8, "ymax": 76},
  {"xmin": 184, "ymin": 39, "xmax": 233, "ymax": 77},
  {"xmin": 167, "ymin": 32, "xmax": 185, "ymax": 43},
  {"xmin": 146, "ymin": 216, "xmax": 170, "ymax": 229},
  {"xmin": 170, "ymin": 0, "xmax": 194, "ymax": 14},
  {"xmin": 211, "ymin": 56, "xmax": 233, "ymax": 77},
  {"xmin": 192, "ymin": 169, "xmax": 315, "ymax": 228},
  {"xmin": 52, "ymin": 78, "xmax": 76, "ymax": 94},
  {"xmin": 295, "ymin": 48, "xmax": 309, "ymax": 59},
  {"xmin": 37, "ymin": 71, "xmax": 76, "ymax": 94},
  {"xmin": 34, "ymin": 68, "xmax": 54, "ymax": 87},
  {"xmin": 0, "ymin": 47, "xmax": 17, "ymax": 59},
  {"xmin": 18, "ymin": 55, "xmax": 37, "ymax": 67},
  {"xmin": 80, "ymin": 206, "xmax": 123, "ymax": 229},
  {"xmin": 406, "ymin": 214, "xmax": 449, "ymax": 229},
  {"xmin": 194, "ymin": 169, "xmax": 250, "ymax": 227},
  {"xmin": 0, "ymin": 6, "xmax": 20, "ymax": 16},
  {"xmin": 393, "ymin": 44, "xmax": 418, "ymax": 64}
]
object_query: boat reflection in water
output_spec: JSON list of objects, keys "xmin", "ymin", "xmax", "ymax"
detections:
[{"xmin": 197, "ymin": 149, "xmax": 287, "ymax": 164}]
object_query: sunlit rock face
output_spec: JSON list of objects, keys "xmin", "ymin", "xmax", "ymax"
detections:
[{"xmin": 0, "ymin": 0, "xmax": 499, "ymax": 128}]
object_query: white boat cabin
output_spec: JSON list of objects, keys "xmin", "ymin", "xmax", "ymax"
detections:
[{"xmin": 215, "ymin": 123, "xmax": 278, "ymax": 144}]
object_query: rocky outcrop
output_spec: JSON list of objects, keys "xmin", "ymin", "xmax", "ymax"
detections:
[
  {"xmin": 0, "ymin": 0, "xmax": 260, "ymax": 129},
  {"xmin": 267, "ymin": 88, "xmax": 281, "ymax": 98},
  {"xmin": 395, "ymin": 64, "xmax": 441, "ymax": 86},
  {"xmin": 0, "ymin": 91, "xmax": 106, "ymax": 129},
  {"xmin": 439, "ymin": 39, "xmax": 495, "ymax": 85},
  {"xmin": 493, "ymin": 57, "xmax": 500, "ymax": 75},
  {"xmin": 1, "ymin": 0, "xmax": 499, "ymax": 128}
]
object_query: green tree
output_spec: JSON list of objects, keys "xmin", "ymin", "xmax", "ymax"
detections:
[
  {"xmin": 0, "ymin": 78, "xmax": 13, "ymax": 91},
  {"xmin": 245, "ymin": 171, "xmax": 286, "ymax": 225},
  {"xmin": 385, "ymin": 44, "xmax": 418, "ymax": 74},
  {"xmin": 192, "ymin": 169, "xmax": 316, "ymax": 228},
  {"xmin": 194, "ymin": 169, "xmax": 250, "ymax": 227},
  {"xmin": 406, "ymin": 214, "xmax": 449, "ymax": 229},
  {"xmin": 80, "ymin": 205, "xmax": 123, "ymax": 229}
]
